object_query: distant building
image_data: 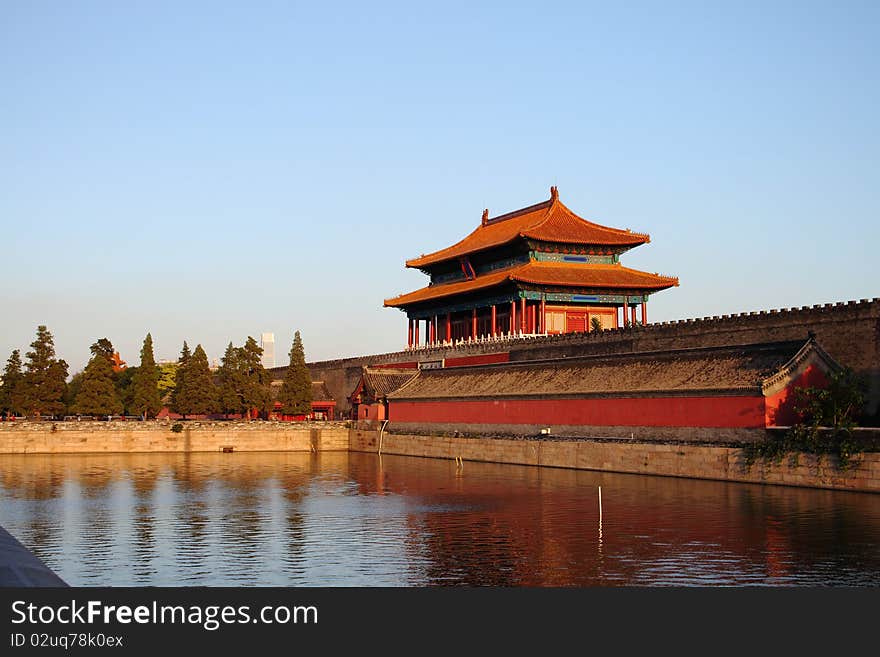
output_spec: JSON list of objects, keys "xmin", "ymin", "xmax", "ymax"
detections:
[
  {"xmin": 110, "ymin": 352, "xmax": 127, "ymax": 373},
  {"xmin": 260, "ymin": 333, "xmax": 275, "ymax": 369}
]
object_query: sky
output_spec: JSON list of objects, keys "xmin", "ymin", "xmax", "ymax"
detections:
[{"xmin": 1, "ymin": 1, "xmax": 878, "ymax": 374}]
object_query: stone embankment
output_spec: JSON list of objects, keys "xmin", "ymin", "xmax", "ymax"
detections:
[
  {"xmin": 350, "ymin": 429, "xmax": 880, "ymax": 493},
  {"xmin": 0, "ymin": 420, "xmax": 349, "ymax": 454},
  {"xmin": 3, "ymin": 422, "xmax": 879, "ymax": 493}
]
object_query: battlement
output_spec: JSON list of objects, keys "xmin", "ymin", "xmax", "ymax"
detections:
[{"xmin": 301, "ymin": 297, "xmax": 880, "ymax": 369}]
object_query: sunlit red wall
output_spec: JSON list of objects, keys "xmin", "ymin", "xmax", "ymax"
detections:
[
  {"xmin": 764, "ymin": 365, "xmax": 829, "ymax": 427},
  {"xmin": 390, "ymin": 395, "xmax": 768, "ymax": 428},
  {"xmin": 444, "ymin": 353, "xmax": 510, "ymax": 368}
]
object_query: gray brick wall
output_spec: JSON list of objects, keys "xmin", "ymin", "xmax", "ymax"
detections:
[{"xmin": 271, "ymin": 298, "xmax": 880, "ymax": 420}]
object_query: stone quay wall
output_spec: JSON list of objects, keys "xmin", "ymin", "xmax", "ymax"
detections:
[
  {"xmin": 288, "ymin": 298, "xmax": 880, "ymax": 419},
  {"xmin": 3, "ymin": 423, "xmax": 878, "ymax": 493},
  {"xmin": 0, "ymin": 421, "xmax": 349, "ymax": 454},
  {"xmin": 349, "ymin": 429, "xmax": 880, "ymax": 493}
]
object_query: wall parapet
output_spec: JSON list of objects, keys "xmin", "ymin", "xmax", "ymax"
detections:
[
  {"xmin": 297, "ymin": 297, "xmax": 880, "ymax": 369},
  {"xmin": 301, "ymin": 296, "xmax": 880, "ymax": 419}
]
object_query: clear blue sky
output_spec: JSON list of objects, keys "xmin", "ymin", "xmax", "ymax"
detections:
[{"xmin": 2, "ymin": 1, "xmax": 878, "ymax": 373}]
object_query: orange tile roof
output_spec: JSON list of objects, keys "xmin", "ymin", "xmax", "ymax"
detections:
[
  {"xmin": 384, "ymin": 261, "xmax": 679, "ymax": 307},
  {"xmin": 406, "ymin": 187, "xmax": 650, "ymax": 269}
]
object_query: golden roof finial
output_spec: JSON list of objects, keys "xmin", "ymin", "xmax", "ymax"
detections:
[
  {"xmin": 550, "ymin": 185, "xmax": 559, "ymax": 201},
  {"xmin": 481, "ymin": 208, "xmax": 489, "ymax": 226}
]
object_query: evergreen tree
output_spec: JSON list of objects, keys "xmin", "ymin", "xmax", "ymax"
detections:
[
  {"xmin": 115, "ymin": 366, "xmax": 137, "ymax": 415},
  {"xmin": 215, "ymin": 339, "xmax": 272, "ymax": 419},
  {"xmin": 21, "ymin": 325, "xmax": 68, "ymax": 418},
  {"xmin": 63, "ymin": 371, "xmax": 85, "ymax": 415},
  {"xmin": 157, "ymin": 363, "xmax": 178, "ymax": 402},
  {"xmin": 173, "ymin": 344, "xmax": 217, "ymax": 417},
  {"xmin": 240, "ymin": 336, "xmax": 273, "ymax": 418},
  {"xmin": 72, "ymin": 351, "xmax": 123, "ymax": 416},
  {"xmin": 131, "ymin": 333, "xmax": 162, "ymax": 419},
  {"xmin": 170, "ymin": 342, "xmax": 191, "ymax": 417},
  {"xmin": 90, "ymin": 338, "xmax": 115, "ymax": 362},
  {"xmin": 279, "ymin": 331, "xmax": 312, "ymax": 416},
  {"xmin": 216, "ymin": 342, "xmax": 243, "ymax": 417},
  {"xmin": 0, "ymin": 350, "xmax": 25, "ymax": 416}
]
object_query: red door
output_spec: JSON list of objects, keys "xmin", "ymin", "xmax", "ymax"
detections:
[{"xmin": 566, "ymin": 312, "xmax": 587, "ymax": 333}]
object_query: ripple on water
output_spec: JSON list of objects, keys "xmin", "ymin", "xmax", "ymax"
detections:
[{"xmin": 1, "ymin": 451, "xmax": 880, "ymax": 586}]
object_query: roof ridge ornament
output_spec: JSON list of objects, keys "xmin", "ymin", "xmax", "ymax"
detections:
[
  {"xmin": 481, "ymin": 208, "xmax": 489, "ymax": 226},
  {"xmin": 550, "ymin": 185, "xmax": 559, "ymax": 201}
]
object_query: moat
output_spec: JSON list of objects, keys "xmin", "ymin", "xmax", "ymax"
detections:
[{"xmin": 1, "ymin": 451, "xmax": 879, "ymax": 586}]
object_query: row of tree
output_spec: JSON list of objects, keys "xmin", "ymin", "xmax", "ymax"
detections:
[{"xmin": 0, "ymin": 326, "xmax": 313, "ymax": 419}]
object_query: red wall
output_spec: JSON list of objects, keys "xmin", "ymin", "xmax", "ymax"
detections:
[
  {"xmin": 764, "ymin": 365, "xmax": 828, "ymax": 427},
  {"xmin": 444, "ymin": 353, "xmax": 510, "ymax": 368},
  {"xmin": 359, "ymin": 403, "xmax": 387, "ymax": 421},
  {"xmin": 390, "ymin": 395, "xmax": 767, "ymax": 428}
]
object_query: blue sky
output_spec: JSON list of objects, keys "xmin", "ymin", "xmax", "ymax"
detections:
[{"xmin": 1, "ymin": 1, "xmax": 878, "ymax": 373}]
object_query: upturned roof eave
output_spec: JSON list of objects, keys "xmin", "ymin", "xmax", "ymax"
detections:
[
  {"xmin": 384, "ymin": 268, "xmax": 678, "ymax": 308},
  {"xmin": 405, "ymin": 232, "xmax": 651, "ymax": 270},
  {"xmin": 404, "ymin": 191, "xmax": 651, "ymax": 269}
]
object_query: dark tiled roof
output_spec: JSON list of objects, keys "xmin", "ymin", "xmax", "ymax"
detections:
[
  {"xmin": 406, "ymin": 187, "xmax": 650, "ymax": 269},
  {"xmin": 270, "ymin": 380, "xmax": 335, "ymax": 403},
  {"xmin": 389, "ymin": 340, "xmax": 816, "ymax": 400},
  {"xmin": 354, "ymin": 368, "xmax": 419, "ymax": 402}
]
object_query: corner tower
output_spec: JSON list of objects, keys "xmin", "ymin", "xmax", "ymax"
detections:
[{"xmin": 385, "ymin": 187, "xmax": 678, "ymax": 348}]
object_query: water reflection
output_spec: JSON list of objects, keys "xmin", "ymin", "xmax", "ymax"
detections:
[{"xmin": 1, "ymin": 451, "xmax": 879, "ymax": 586}]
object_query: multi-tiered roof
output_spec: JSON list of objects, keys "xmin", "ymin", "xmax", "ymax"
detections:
[{"xmin": 385, "ymin": 186, "xmax": 677, "ymax": 310}]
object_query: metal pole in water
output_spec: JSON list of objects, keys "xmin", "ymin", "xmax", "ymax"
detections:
[
  {"xmin": 598, "ymin": 485, "xmax": 603, "ymax": 539},
  {"xmin": 378, "ymin": 420, "xmax": 388, "ymax": 455}
]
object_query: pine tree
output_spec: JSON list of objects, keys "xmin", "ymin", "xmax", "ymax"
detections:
[
  {"xmin": 90, "ymin": 338, "xmax": 115, "ymax": 362},
  {"xmin": 241, "ymin": 336, "xmax": 273, "ymax": 418},
  {"xmin": 215, "ymin": 339, "xmax": 273, "ymax": 419},
  {"xmin": 131, "ymin": 333, "xmax": 162, "ymax": 419},
  {"xmin": 63, "ymin": 371, "xmax": 85, "ymax": 415},
  {"xmin": 174, "ymin": 344, "xmax": 216, "ymax": 417},
  {"xmin": 72, "ymin": 351, "xmax": 123, "ymax": 416},
  {"xmin": 170, "ymin": 342, "xmax": 191, "ymax": 417},
  {"xmin": 21, "ymin": 325, "xmax": 68, "ymax": 418},
  {"xmin": 216, "ymin": 342, "xmax": 242, "ymax": 417},
  {"xmin": 157, "ymin": 363, "xmax": 178, "ymax": 402},
  {"xmin": 279, "ymin": 331, "xmax": 312, "ymax": 416},
  {"xmin": 0, "ymin": 350, "xmax": 25, "ymax": 416},
  {"xmin": 115, "ymin": 366, "xmax": 137, "ymax": 415}
]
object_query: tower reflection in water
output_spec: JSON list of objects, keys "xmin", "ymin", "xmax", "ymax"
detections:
[{"xmin": 1, "ymin": 451, "xmax": 878, "ymax": 586}]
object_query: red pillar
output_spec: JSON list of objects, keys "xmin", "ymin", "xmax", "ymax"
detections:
[
  {"xmin": 491, "ymin": 305, "xmax": 497, "ymax": 337},
  {"xmin": 446, "ymin": 313, "xmax": 451, "ymax": 343},
  {"xmin": 520, "ymin": 298, "xmax": 526, "ymax": 334},
  {"xmin": 429, "ymin": 316, "xmax": 435, "ymax": 345},
  {"xmin": 530, "ymin": 303, "xmax": 536, "ymax": 334},
  {"xmin": 407, "ymin": 319, "xmax": 413, "ymax": 348},
  {"xmin": 414, "ymin": 320, "xmax": 420, "ymax": 346},
  {"xmin": 471, "ymin": 308, "xmax": 478, "ymax": 339},
  {"xmin": 510, "ymin": 301, "xmax": 516, "ymax": 335},
  {"xmin": 540, "ymin": 297, "xmax": 546, "ymax": 334},
  {"xmin": 641, "ymin": 302, "xmax": 647, "ymax": 325},
  {"xmin": 631, "ymin": 305, "xmax": 637, "ymax": 326}
]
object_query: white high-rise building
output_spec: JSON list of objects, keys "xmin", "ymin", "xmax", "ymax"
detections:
[{"xmin": 260, "ymin": 333, "xmax": 275, "ymax": 369}]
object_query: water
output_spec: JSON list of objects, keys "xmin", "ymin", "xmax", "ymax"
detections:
[{"xmin": 1, "ymin": 451, "xmax": 879, "ymax": 586}]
